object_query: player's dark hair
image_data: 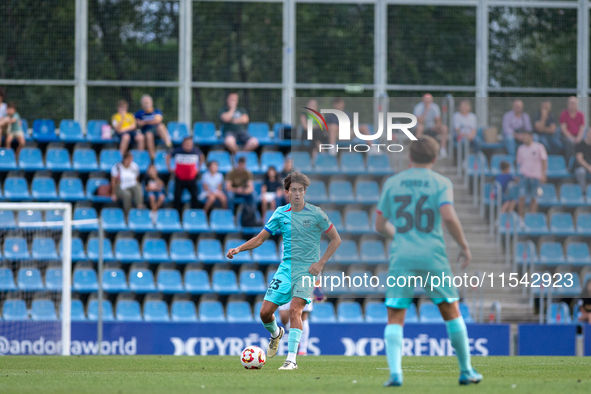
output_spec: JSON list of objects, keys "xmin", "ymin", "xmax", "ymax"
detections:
[
  {"xmin": 500, "ymin": 161, "xmax": 510, "ymax": 171},
  {"xmin": 409, "ymin": 136, "xmax": 440, "ymax": 164},
  {"xmin": 284, "ymin": 171, "xmax": 310, "ymax": 191}
]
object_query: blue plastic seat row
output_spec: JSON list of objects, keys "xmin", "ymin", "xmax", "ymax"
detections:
[
  {"xmin": 498, "ymin": 212, "xmax": 591, "ymax": 236},
  {"xmin": 515, "ymin": 241, "xmax": 591, "ymax": 268},
  {"xmin": 292, "ymin": 152, "xmax": 393, "ymax": 176},
  {"xmin": 465, "ymin": 154, "xmax": 570, "ymax": 179}
]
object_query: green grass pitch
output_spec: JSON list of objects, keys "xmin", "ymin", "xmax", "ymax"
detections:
[{"xmin": 1, "ymin": 356, "xmax": 590, "ymax": 393}]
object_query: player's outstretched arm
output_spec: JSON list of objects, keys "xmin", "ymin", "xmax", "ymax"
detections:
[
  {"xmin": 440, "ymin": 204, "xmax": 472, "ymax": 269},
  {"xmin": 226, "ymin": 229, "xmax": 270, "ymax": 259},
  {"xmin": 308, "ymin": 226, "xmax": 341, "ymax": 276},
  {"xmin": 375, "ymin": 211, "xmax": 395, "ymax": 239}
]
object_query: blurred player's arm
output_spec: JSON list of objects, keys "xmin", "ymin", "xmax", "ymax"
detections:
[
  {"xmin": 440, "ymin": 204, "xmax": 472, "ymax": 269},
  {"xmin": 309, "ymin": 226, "xmax": 341, "ymax": 276},
  {"xmin": 226, "ymin": 229, "xmax": 270, "ymax": 259},
  {"xmin": 375, "ymin": 211, "xmax": 395, "ymax": 239}
]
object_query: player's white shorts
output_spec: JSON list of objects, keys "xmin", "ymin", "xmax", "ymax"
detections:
[{"xmin": 278, "ymin": 299, "xmax": 313, "ymax": 312}]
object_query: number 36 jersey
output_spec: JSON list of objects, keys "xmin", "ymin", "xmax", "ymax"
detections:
[{"xmin": 376, "ymin": 167, "xmax": 454, "ymax": 270}]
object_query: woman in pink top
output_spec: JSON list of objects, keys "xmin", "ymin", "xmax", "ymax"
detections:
[{"xmin": 560, "ymin": 96, "xmax": 585, "ymax": 162}]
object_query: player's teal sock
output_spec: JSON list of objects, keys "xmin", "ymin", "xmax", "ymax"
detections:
[
  {"xmin": 263, "ymin": 319, "xmax": 280, "ymax": 338},
  {"xmin": 445, "ymin": 316, "xmax": 472, "ymax": 372},
  {"xmin": 384, "ymin": 324, "xmax": 403, "ymax": 375},
  {"xmin": 288, "ymin": 328, "xmax": 302, "ymax": 354}
]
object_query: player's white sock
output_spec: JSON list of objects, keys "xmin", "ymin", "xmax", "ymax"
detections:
[
  {"xmin": 272, "ymin": 327, "xmax": 281, "ymax": 338},
  {"xmin": 286, "ymin": 352, "xmax": 297, "ymax": 363},
  {"xmin": 299, "ymin": 319, "xmax": 309, "ymax": 353}
]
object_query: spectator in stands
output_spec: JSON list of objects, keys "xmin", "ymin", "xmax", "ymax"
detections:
[
  {"xmin": 0, "ymin": 90, "xmax": 7, "ymax": 130},
  {"xmin": 225, "ymin": 156, "xmax": 254, "ymax": 211},
  {"xmin": 199, "ymin": 160, "xmax": 227, "ymax": 213},
  {"xmin": 576, "ymin": 279, "xmax": 591, "ymax": 324},
  {"xmin": 112, "ymin": 100, "xmax": 143, "ymax": 157},
  {"xmin": 144, "ymin": 164, "xmax": 166, "ymax": 222},
  {"xmin": 325, "ymin": 98, "xmax": 373, "ymax": 153},
  {"xmin": 452, "ymin": 100, "xmax": 481, "ymax": 151},
  {"xmin": 219, "ymin": 92, "xmax": 259, "ymax": 154},
  {"xmin": 167, "ymin": 136, "xmax": 204, "ymax": 214},
  {"xmin": 3, "ymin": 102, "xmax": 25, "ymax": 158},
  {"xmin": 135, "ymin": 94, "xmax": 172, "ymax": 160},
  {"xmin": 413, "ymin": 94, "xmax": 448, "ymax": 158},
  {"xmin": 300, "ymin": 99, "xmax": 324, "ymax": 156},
  {"xmin": 281, "ymin": 156, "xmax": 293, "ymax": 180},
  {"xmin": 503, "ymin": 99, "xmax": 532, "ymax": 157},
  {"xmin": 574, "ymin": 127, "xmax": 591, "ymax": 193},
  {"xmin": 261, "ymin": 166, "xmax": 282, "ymax": 220},
  {"xmin": 496, "ymin": 161, "xmax": 518, "ymax": 213},
  {"xmin": 533, "ymin": 101, "xmax": 560, "ymax": 154},
  {"xmin": 111, "ymin": 152, "xmax": 144, "ymax": 213},
  {"xmin": 559, "ymin": 96, "xmax": 585, "ymax": 162},
  {"xmin": 516, "ymin": 130, "xmax": 547, "ymax": 219}
]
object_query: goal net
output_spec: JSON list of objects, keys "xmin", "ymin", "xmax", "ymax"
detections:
[{"xmin": 0, "ymin": 203, "xmax": 73, "ymax": 356}]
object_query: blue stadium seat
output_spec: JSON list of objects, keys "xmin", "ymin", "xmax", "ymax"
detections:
[
  {"xmin": 73, "ymin": 267, "xmax": 99, "ymax": 293},
  {"xmin": 101, "ymin": 208, "xmax": 127, "ymax": 232},
  {"xmin": 546, "ymin": 155, "xmax": 570, "ymax": 179},
  {"xmin": 226, "ymin": 301, "xmax": 254, "ymax": 322},
  {"xmin": 72, "ymin": 149, "xmax": 99, "ymax": 172},
  {"xmin": 539, "ymin": 242, "xmax": 565, "ymax": 266},
  {"xmin": 32, "ymin": 119, "xmax": 57, "ymax": 142},
  {"xmin": 324, "ymin": 210, "xmax": 344, "ymax": 233},
  {"xmin": 87, "ymin": 237, "xmax": 114, "ymax": 262},
  {"xmin": 17, "ymin": 267, "xmax": 44, "ymax": 291},
  {"xmin": 156, "ymin": 209, "xmax": 182, "ymax": 232},
  {"xmin": 142, "ymin": 239, "xmax": 170, "ymax": 263},
  {"xmin": 197, "ymin": 239, "xmax": 224, "ymax": 263},
  {"xmin": 70, "ymin": 299, "xmax": 86, "ymax": 321},
  {"xmin": 292, "ymin": 151, "xmax": 313, "ymax": 173},
  {"xmin": 332, "ymin": 240, "xmax": 360, "ymax": 264},
  {"xmin": 169, "ymin": 238, "xmax": 197, "ymax": 264},
  {"xmin": 18, "ymin": 148, "xmax": 45, "ymax": 172},
  {"xmin": 44, "ymin": 209, "xmax": 64, "ymax": 230},
  {"xmin": 314, "ymin": 153, "xmax": 339, "ymax": 175},
  {"xmin": 4, "ymin": 177, "xmax": 31, "ymax": 201},
  {"xmin": 225, "ymin": 239, "xmax": 252, "ymax": 264},
  {"xmin": 538, "ymin": 183, "xmax": 559, "ymax": 207},
  {"xmin": 522, "ymin": 212, "xmax": 549, "ymax": 236},
  {"xmin": 166, "ymin": 179, "xmax": 191, "ymax": 203},
  {"xmin": 419, "ymin": 303, "xmax": 444, "ymax": 323},
  {"xmin": 184, "ymin": 269, "xmax": 212, "ymax": 294},
  {"xmin": 87, "ymin": 299, "xmax": 115, "ymax": 321},
  {"xmin": 130, "ymin": 149, "xmax": 150, "ymax": 174},
  {"xmin": 566, "ymin": 242, "xmax": 591, "ymax": 265},
  {"xmin": 248, "ymin": 122, "xmax": 272, "ymax": 144},
  {"xmin": 73, "ymin": 207, "xmax": 99, "ymax": 232},
  {"xmin": 329, "ymin": 180, "xmax": 355, "ymax": 204},
  {"xmin": 364, "ymin": 301, "xmax": 388, "ymax": 323},
  {"xmin": 0, "ymin": 210, "xmax": 16, "ymax": 230},
  {"xmin": 59, "ymin": 177, "xmax": 85, "ymax": 201},
  {"xmin": 0, "ymin": 148, "xmax": 17, "ymax": 171},
  {"xmin": 143, "ymin": 300, "xmax": 170, "ymax": 322},
  {"xmin": 86, "ymin": 120, "xmax": 109, "ymax": 143},
  {"xmin": 116, "ymin": 300, "xmax": 142, "ymax": 321},
  {"xmin": 514, "ymin": 241, "xmax": 538, "ymax": 266},
  {"xmin": 210, "ymin": 209, "xmax": 237, "ymax": 233},
  {"xmin": 114, "ymin": 237, "xmax": 142, "ymax": 263},
  {"xmin": 310, "ymin": 302, "xmax": 336, "ymax": 323},
  {"xmin": 340, "ymin": 153, "xmax": 366, "ymax": 175},
  {"xmin": 128, "ymin": 209, "xmax": 154, "ymax": 232},
  {"xmin": 211, "ymin": 270, "xmax": 239, "ymax": 294},
  {"xmin": 260, "ymin": 151, "xmax": 285, "ymax": 172},
  {"xmin": 337, "ymin": 301, "xmax": 364, "ymax": 323},
  {"xmin": 345, "ymin": 210, "xmax": 371, "ymax": 235},
  {"xmin": 193, "ymin": 122, "xmax": 220, "ymax": 145},
  {"xmin": 102, "ymin": 268, "xmax": 129, "ymax": 293},
  {"xmin": 171, "ymin": 300, "xmax": 198, "ymax": 322},
  {"xmin": 588, "ymin": 185, "xmax": 591, "ymax": 204},
  {"xmin": 182, "ymin": 209, "xmax": 209, "ymax": 233},
  {"xmin": 550, "ymin": 213, "xmax": 576, "ymax": 236},
  {"xmin": 4, "ymin": 237, "xmax": 30, "ymax": 260},
  {"xmin": 0, "ymin": 267, "xmax": 16, "ymax": 291},
  {"xmin": 252, "ymin": 240, "xmax": 280, "ymax": 265},
  {"xmin": 459, "ymin": 303, "xmax": 473, "ymax": 323},
  {"xmin": 465, "ymin": 154, "xmax": 490, "ymax": 176},
  {"xmin": 490, "ymin": 154, "xmax": 513, "ymax": 175},
  {"xmin": 560, "ymin": 184, "xmax": 584, "ymax": 207},
  {"xmin": 31, "ymin": 177, "xmax": 58, "ymax": 201},
  {"xmin": 405, "ymin": 303, "xmax": 419, "ymax": 323},
  {"xmin": 31, "ymin": 299, "xmax": 57, "ymax": 321},
  {"xmin": 273, "ymin": 123, "xmax": 292, "ymax": 147},
  {"xmin": 206, "ymin": 151, "xmax": 232, "ymax": 173},
  {"xmin": 304, "ymin": 182, "xmax": 328, "ymax": 204},
  {"xmin": 2, "ymin": 299, "xmax": 28, "ymax": 320},
  {"xmin": 199, "ymin": 300, "xmax": 225, "ymax": 322},
  {"xmin": 555, "ymin": 272, "xmax": 582, "ymax": 297},
  {"xmin": 154, "ymin": 150, "xmax": 171, "ymax": 174},
  {"xmin": 156, "ymin": 269, "xmax": 183, "ymax": 293},
  {"xmin": 234, "ymin": 151, "xmax": 261, "ymax": 174},
  {"xmin": 360, "ymin": 240, "xmax": 387, "ymax": 264},
  {"xmin": 59, "ymin": 120, "xmax": 85, "ymax": 142},
  {"xmin": 168, "ymin": 122, "xmax": 190, "ymax": 145},
  {"xmin": 99, "ymin": 149, "xmax": 122, "ymax": 172},
  {"xmin": 17, "ymin": 210, "xmax": 43, "ymax": 229},
  {"xmin": 576, "ymin": 213, "xmax": 591, "ymax": 236},
  {"xmin": 367, "ymin": 155, "xmax": 391, "ymax": 176},
  {"xmin": 64, "ymin": 236, "xmax": 88, "ymax": 261},
  {"xmin": 239, "ymin": 270, "xmax": 266, "ymax": 294},
  {"xmin": 86, "ymin": 178, "xmax": 111, "ymax": 202},
  {"xmin": 32, "ymin": 237, "xmax": 58, "ymax": 260},
  {"xmin": 546, "ymin": 302, "xmax": 572, "ymax": 324},
  {"xmin": 349, "ymin": 270, "xmax": 373, "ymax": 296},
  {"xmin": 355, "ymin": 180, "xmax": 380, "ymax": 204}
]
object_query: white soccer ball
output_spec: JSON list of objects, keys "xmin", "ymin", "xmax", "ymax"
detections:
[{"xmin": 240, "ymin": 346, "xmax": 266, "ymax": 369}]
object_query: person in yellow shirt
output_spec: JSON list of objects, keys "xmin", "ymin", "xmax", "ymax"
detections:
[{"xmin": 112, "ymin": 100, "xmax": 144, "ymax": 156}]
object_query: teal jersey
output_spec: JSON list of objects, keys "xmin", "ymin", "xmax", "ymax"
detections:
[
  {"xmin": 264, "ymin": 202, "xmax": 333, "ymax": 275},
  {"xmin": 377, "ymin": 167, "xmax": 454, "ymax": 269}
]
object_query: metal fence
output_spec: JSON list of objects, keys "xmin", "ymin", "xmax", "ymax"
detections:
[{"xmin": 0, "ymin": 0, "xmax": 589, "ymax": 129}]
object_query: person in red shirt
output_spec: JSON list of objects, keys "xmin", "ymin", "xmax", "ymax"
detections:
[
  {"xmin": 559, "ymin": 96, "xmax": 585, "ymax": 162},
  {"xmin": 167, "ymin": 136, "xmax": 205, "ymax": 214}
]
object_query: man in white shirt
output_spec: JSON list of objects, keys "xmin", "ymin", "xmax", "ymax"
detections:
[
  {"xmin": 452, "ymin": 100, "xmax": 481, "ymax": 152},
  {"xmin": 111, "ymin": 152, "xmax": 144, "ymax": 213},
  {"xmin": 413, "ymin": 94, "xmax": 449, "ymax": 157}
]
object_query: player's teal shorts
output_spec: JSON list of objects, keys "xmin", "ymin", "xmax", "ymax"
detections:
[{"xmin": 264, "ymin": 262, "xmax": 313, "ymax": 306}]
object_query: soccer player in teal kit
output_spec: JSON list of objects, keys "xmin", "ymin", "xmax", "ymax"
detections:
[
  {"xmin": 375, "ymin": 136, "xmax": 482, "ymax": 386},
  {"xmin": 227, "ymin": 172, "xmax": 341, "ymax": 370}
]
